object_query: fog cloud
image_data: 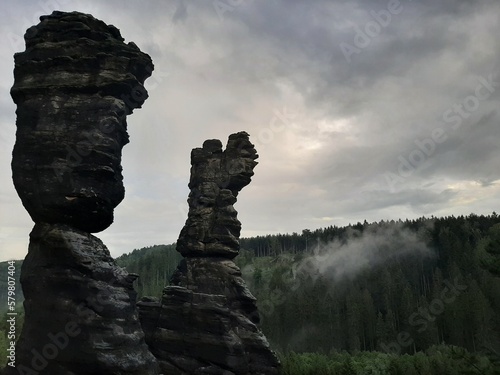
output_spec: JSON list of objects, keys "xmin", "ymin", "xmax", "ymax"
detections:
[{"xmin": 299, "ymin": 222, "xmax": 434, "ymax": 282}]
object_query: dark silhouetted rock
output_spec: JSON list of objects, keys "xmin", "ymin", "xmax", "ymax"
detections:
[
  {"xmin": 6, "ymin": 11, "xmax": 158, "ymax": 375},
  {"xmin": 138, "ymin": 133, "xmax": 280, "ymax": 375},
  {"xmin": 9, "ymin": 223, "xmax": 158, "ymax": 375},
  {"xmin": 11, "ymin": 10, "xmax": 153, "ymax": 233},
  {"xmin": 177, "ymin": 131, "xmax": 258, "ymax": 258}
]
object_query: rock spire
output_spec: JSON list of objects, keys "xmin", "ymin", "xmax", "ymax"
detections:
[
  {"xmin": 138, "ymin": 132, "xmax": 281, "ymax": 375},
  {"xmin": 7, "ymin": 11, "xmax": 158, "ymax": 375}
]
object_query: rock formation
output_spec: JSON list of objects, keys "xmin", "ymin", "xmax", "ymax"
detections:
[
  {"xmin": 11, "ymin": 11, "xmax": 152, "ymax": 233},
  {"xmin": 7, "ymin": 11, "xmax": 158, "ymax": 374},
  {"xmin": 138, "ymin": 132, "xmax": 281, "ymax": 375}
]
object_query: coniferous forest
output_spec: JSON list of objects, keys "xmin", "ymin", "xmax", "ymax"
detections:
[{"xmin": 1, "ymin": 213, "xmax": 500, "ymax": 373}]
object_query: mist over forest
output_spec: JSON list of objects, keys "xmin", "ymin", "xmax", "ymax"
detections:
[
  {"xmin": 112, "ymin": 213, "xmax": 500, "ymax": 373},
  {"xmin": 2, "ymin": 213, "xmax": 499, "ymax": 373}
]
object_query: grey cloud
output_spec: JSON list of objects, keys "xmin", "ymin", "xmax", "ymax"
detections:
[
  {"xmin": 1, "ymin": 1, "xmax": 499, "ymax": 261},
  {"xmin": 298, "ymin": 221, "xmax": 434, "ymax": 283},
  {"xmin": 172, "ymin": 0, "xmax": 188, "ymax": 23}
]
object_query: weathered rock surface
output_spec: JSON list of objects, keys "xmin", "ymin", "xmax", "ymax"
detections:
[
  {"xmin": 7, "ymin": 11, "xmax": 158, "ymax": 375},
  {"xmin": 7, "ymin": 223, "xmax": 158, "ymax": 375},
  {"xmin": 11, "ymin": 10, "xmax": 153, "ymax": 233},
  {"xmin": 177, "ymin": 132, "xmax": 258, "ymax": 258},
  {"xmin": 138, "ymin": 133, "xmax": 280, "ymax": 375}
]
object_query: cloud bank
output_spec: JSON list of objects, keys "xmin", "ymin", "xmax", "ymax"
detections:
[
  {"xmin": 1, "ymin": 0, "xmax": 499, "ymax": 261},
  {"xmin": 298, "ymin": 222, "xmax": 434, "ymax": 283}
]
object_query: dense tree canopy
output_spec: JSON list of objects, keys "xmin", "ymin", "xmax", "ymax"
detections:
[
  {"xmin": 1, "ymin": 213, "xmax": 499, "ymax": 373},
  {"xmin": 111, "ymin": 213, "xmax": 500, "ymax": 363}
]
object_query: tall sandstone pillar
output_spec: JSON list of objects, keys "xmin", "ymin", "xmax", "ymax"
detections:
[
  {"xmin": 138, "ymin": 132, "xmax": 281, "ymax": 375},
  {"xmin": 7, "ymin": 11, "xmax": 158, "ymax": 375}
]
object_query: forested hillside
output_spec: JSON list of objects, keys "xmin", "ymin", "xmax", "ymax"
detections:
[
  {"xmin": 238, "ymin": 214, "xmax": 500, "ymax": 356},
  {"xmin": 1, "ymin": 213, "xmax": 499, "ymax": 372},
  {"xmin": 116, "ymin": 244, "xmax": 182, "ymax": 297},
  {"xmin": 115, "ymin": 213, "xmax": 500, "ymax": 371}
]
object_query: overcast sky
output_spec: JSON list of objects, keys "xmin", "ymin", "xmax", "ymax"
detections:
[{"xmin": 1, "ymin": 0, "xmax": 499, "ymax": 261}]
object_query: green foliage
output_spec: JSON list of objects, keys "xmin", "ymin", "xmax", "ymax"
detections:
[
  {"xmin": 279, "ymin": 348, "xmax": 498, "ymax": 375},
  {"xmin": 238, "ymin": 214, "xmax": 500, "ymax": 358},
  {"xmin": 0, "ymin": 333, "xmax": 6, "ymax": 368},
  {"xmin": 115, "ymin": 243, "xmax": 182, "ymax": 298},
  {"xmin": 280, "ymin": 352, "xmax": 335, "ymax": 375},
  {"xmin": 482, "ymin": 223, "xmax": 500, "ymax": 277},
  {"xmin": 2, "ymin": 213, "xmax": 500, "ymax": 373}
]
